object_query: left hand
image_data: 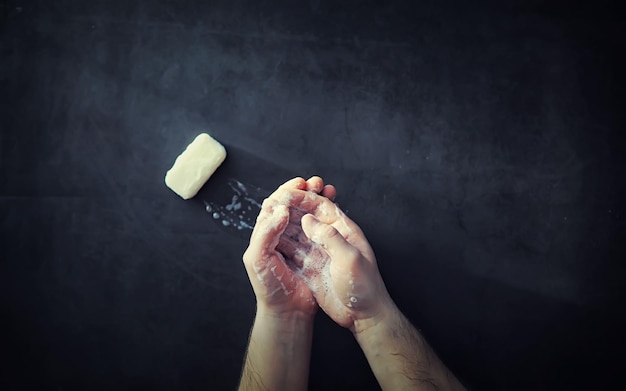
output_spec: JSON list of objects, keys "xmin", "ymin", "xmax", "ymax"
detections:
[{"xmin": 242, "ymin": 177, "xmax": 336, "ymax": 320}]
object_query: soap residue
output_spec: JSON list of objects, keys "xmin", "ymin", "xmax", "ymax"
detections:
[{"xmin": 203, "ymin": 178, "xmax": 268, "ymax": 233}]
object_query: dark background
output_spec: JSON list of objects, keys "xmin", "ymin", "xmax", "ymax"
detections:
[{"xmin": 1, "ymin": 0, "xmax": 624, "ymax": 389}]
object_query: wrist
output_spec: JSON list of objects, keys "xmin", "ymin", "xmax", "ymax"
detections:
[
  {"xmin": 256, "ymin": 305, "xmax": 316, "ymax": 329},
  {"xmin": 352, "ymin": 296, "xmax": 399, "ymax": 339},
  {"xmin": 253, "ymin": 306, "xmax": 315, "ymax": 350}
]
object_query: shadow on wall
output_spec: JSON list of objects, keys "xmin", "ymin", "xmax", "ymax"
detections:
[{"xmin": 379, "ymin": 243, "xmax": 622, "ymax": 390}]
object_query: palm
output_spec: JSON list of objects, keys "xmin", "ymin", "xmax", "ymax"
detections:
[{"xmin": 260, "ymin": 249, "xmax": 317, "ymax": 316}]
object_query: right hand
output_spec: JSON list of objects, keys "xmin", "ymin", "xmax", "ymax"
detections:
[{"xmin": 269, "ymin": 188, "xmax": 394, "ymax": 334}]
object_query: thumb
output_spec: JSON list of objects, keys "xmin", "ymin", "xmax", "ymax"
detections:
[{"xmin": 301, "ymin": 214, "xmax": 358, "ymax": 260}]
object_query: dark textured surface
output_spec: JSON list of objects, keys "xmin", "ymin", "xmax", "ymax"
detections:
[{"xmin": 1, "ymin": 0, "xmax": 624, "ymax": 389}]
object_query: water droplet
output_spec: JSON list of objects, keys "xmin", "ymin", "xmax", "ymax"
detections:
[
  {"xmin": 205, "ymin": 204, "xmax": 212, "ymax": 212},
  {"xmin": 222, "ymin": 220, "xmax": 231, "ymax": 226},
  {"xmin": 212, "ymin": 212, "xmax": 220, "ymax": 219}
]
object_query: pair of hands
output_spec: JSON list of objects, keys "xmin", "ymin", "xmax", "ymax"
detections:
[
  {"xmin": 240, "ymin": 177, "xmax": 467, "ymax": 391},
  {"xmin": 243, "ymin": 177, "xmax": 392, "ymax": 333}
]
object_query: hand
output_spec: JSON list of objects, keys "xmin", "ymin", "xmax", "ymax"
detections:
[
  {"xmin": 268, "ymin": 188, "xmax": 393, "ymax": 334},
  {"xmin": 242, "ymin": 177, "xmax": 336, "ymax": 320}
]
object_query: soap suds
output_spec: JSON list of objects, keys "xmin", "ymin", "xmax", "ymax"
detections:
[
  {"xmin": 292, "ymin": 243, "xmax": 334, "ymax": 298},
  {"xmin": 280, "ymin": 282, "xmax": 292, "ymax": 295},
  {"xmin": 267, "ymin": 286, "xmax": 283, "ymax": 297},
  {"xmin": 252, "ymin": 264, "xmax": 266, "ymax": 284}
]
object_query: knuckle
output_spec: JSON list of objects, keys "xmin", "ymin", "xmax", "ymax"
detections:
[
  {"xmin": 242, "ymin": 249, "xmax": 252, "ymax": 264},
  {"xmin": 243, "ymin": 248, "xmax": 261, "ymax": 266},
  {"xmin": 320, "ymin": 224, "xmax": 339, "ymax": 239},
  {"xmin": 261, "ymin": 198, "xmax": 273, "ymax": 209}
]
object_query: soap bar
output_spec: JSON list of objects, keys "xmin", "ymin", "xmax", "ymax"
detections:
[{"xmin": 165, "ymin": 133, "xmax": 227, "ymax": 199}]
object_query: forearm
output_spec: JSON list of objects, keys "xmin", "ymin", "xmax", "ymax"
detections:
[
  {"xmin": 239, "ymin": 309, "xmax": 313, "ymax": 391},
  {"xmin": 354, "ymin": 303, "xmax": 464, "ymax": 391}
]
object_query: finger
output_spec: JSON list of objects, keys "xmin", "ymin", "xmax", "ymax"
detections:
[
  {"xmin": 271, "ymin": 189, "xmax": 363, "ymax": 246},
  {"xmin": 278, "ymin": 177, "xmax": 307, "ymax": 191},
  {"xmin": 276, "ymin": 236, "xmax": 306, "ymax": 269},
  {"xmin": 276, "ymin": 236, "xmax": 299, "ymax": 265},
  {"xmin": 277, "ymin": 222, "xmax": 314, "ymax": 268},
  {"xmin": 274, "ymin": 189, "xmax": 346, "ymax": 228},
  {"xmin": 287, "ymin": 206, "xmax": 306, "ymax": 226},
  {"xmin": 264, "ymin": 177, "xmax": 308, "ymax": 204},
  {"xmin": 321, "ymin": 184, "xmax": 337, "ymax": 201},
  {"xmin": 271, "ymin": 189, "xmax": 327, "ymax": 217},
  {"xmin": 305, "ymin": 177, "xmax": 337, "ymax": 201},
  {"xmin": 305, "ymin": 176, "xmax": 324, "ymax": 193},
  {"xmin": 244, "ymin": 201, "xmax": 289, "ymax": 267},
  {"xmin": 280, "ymin": 221, "xmax": 308, "ymax": 244},
  {"xmin": 277, "ymin": 223, "xmax": 309, "ymax": 263},
  {"xmin": 301, "ymin": 214, "xmax": 360, "ymax": 261}
]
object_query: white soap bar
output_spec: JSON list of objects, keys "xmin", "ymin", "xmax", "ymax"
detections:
[{"xmin": 165, "ymin": 133, "xmax": 227, "ymax": 199}]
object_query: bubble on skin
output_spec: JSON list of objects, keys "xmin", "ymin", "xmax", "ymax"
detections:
[
  {"xmin": 294, "ymin": 244, "xmax": 333, "ymax": 298},
  {"xmin": 280, "ymin": 282, "xmax": 292, "ymax": 295},
  {"xmin": 350, "ymin": 296, "xmax": 357, "ymax": 303},
  {"xmin": 252, "ymin": 265, "xmax": 266, "ymax": 283},
  {"xmin": 291, "ymin": 240, "xmax": 355, "ymax": 320},
  {"xmin": 268, "ymin": 286, "xmax": 283, "ymax": 297}
]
